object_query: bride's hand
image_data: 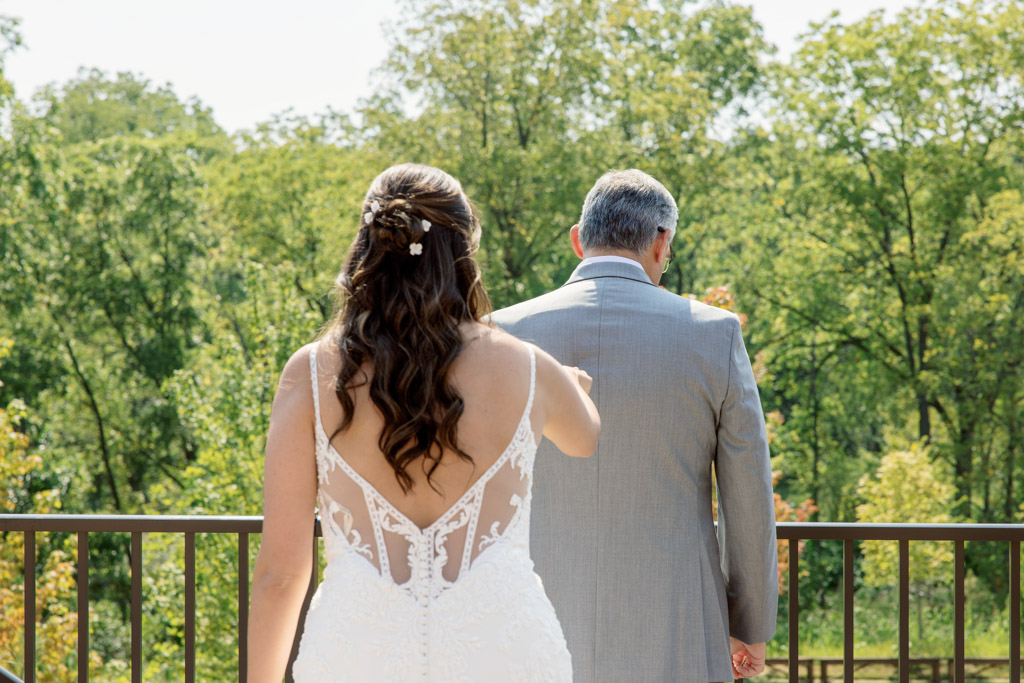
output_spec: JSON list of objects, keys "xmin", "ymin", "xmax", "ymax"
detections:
[{"xmin": 562, "ymin": 365, "xmax": 593, "ymax": 394}]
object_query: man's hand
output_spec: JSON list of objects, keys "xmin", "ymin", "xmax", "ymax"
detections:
[{"xmin": 729, "ymin": 638, "xmax": 766, "ymax": 679}]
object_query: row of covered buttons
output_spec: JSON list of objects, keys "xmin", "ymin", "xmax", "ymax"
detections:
[{"xmin": 417, "ymin": 532, "xmax": 432, "ymax": 678}]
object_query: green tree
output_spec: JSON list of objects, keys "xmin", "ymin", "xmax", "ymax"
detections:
[
  {"xmin": 1, "ymin": 122, "xmax": 207, "ymax": 511},
  {"xmin": 589, "ymin": 0, "xmax": 770, "ymax": 296},
  {"xmin": 33, "ymin": 68, "xmax": 230, "ymax": 158},
  {"xmin": 0, "ymin": 339, "xmax": 85, "ymax": 680},
  {"xmin": 856, "ymin": 444, "xmax": 957, "ymax": 640},
  {"xmin": 204, "ymin": 112, "xmax": 372, "ymax": 318},
  {"xmin": 372, "ymin": 0, "xmax": 769, "ymax": 305},
  {"xmin": 0, "ymin": 14, "xmax": 21, "ymax": 106},
  {"xmin": 743, "ymin": 0, "xmax": 1024, "ymax": 519},
  {"xmin": 0, "ymin": 91, "xmax": 213, "ymax": 670},
  {"xmin": 373, "ymin": 0, "xmax": 603, "ymax": 305}
]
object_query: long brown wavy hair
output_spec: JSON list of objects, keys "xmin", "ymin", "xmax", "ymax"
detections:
[{"xmin": 326, "ymin": 164, "xmax": 491, "ymax": 492}]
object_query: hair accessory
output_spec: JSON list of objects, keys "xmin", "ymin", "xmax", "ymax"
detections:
[
  {"xmin": 409, "ymin": 243, "xmax": 424, "ymax": 256},
  {"xmin": 421, "ymin": 220, "xmax": 431, "ymax": 232},
  {"xmin": 363, "ymin": 199, "xmax": 382, "ymax": 226}
]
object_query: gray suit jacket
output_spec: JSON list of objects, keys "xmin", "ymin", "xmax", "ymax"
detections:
[{"xmin": 492, "ymin": 260, "xmax": 778, "ymax": 683}]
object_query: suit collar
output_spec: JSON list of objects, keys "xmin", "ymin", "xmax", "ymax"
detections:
[{"xmin": 564, "ymin": 259, "xmax": 656, "ymax": 287}]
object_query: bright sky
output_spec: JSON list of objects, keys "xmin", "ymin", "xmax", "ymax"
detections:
[{"xmin": 0, "ymin": 0, "xmax": 921, "ymax": 134}]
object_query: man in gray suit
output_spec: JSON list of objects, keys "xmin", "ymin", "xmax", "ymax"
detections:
[{"xmin": 491, "ymin": 170, "xmax": 778, "ymax": 682}]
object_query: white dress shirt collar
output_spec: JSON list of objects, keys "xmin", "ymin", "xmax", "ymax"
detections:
[{"xmin": 579, "ymin": 255, "xmax": 646, "ymax": 273}]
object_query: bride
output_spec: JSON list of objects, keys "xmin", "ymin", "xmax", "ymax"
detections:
[{"xmin": 247, "ymin": 163, "xmax": 601, "ymax": 682}]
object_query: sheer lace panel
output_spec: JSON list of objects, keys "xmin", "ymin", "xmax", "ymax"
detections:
[{"xmin": 309, "ymin": 344, "xmax": 537, "ymax": 595}]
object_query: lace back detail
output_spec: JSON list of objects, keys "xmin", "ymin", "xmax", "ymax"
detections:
[{"xmin": 308, "ymin": 344, "xmax": 538, "ymax": 597}]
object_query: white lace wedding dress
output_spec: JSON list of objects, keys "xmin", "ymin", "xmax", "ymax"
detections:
[{"xmin": 291, "ymin": 345, "xmax": 572, "ymax": 682}]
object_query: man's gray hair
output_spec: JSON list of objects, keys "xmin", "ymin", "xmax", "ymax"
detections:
[{"xmin": 578, "ymin": 169, "xmax": 678, "ymax": 254}]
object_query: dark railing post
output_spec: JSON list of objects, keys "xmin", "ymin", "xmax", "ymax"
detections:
[
  {"xmin": 789, "ymin": 538, "xmax": 799, "ymax": 683},
  {"xmin": 24, "ymin": 530, "xmax": 35, "ymax": 683},
  {"xmin": 185, "ymin": 531, "xmax": 196, "ymax": 683},
  {"xmin": 131, "ymin": 531, "xmax": 142, "ymax": 683},
  {"xmin": 1011, "ymin": 540, "xmax": 1020, "ymax": 683},
  {"xmin": 954, "ymin": 540, "xmax": 965, "ymax": 683},
  {"xmin": 899, "ymin": 539, "xmax": 909, "ymax": 683},
  {"xmin": 843, "ymin": 539, "xmax": 854, "ymax": 683},
  {"xmin": 239, "ymin": 532, "xmax": 249, "ymax": 683},
  {"xmin": 77, "ymin": 531, "xmax": 89, "ymax": 683}
]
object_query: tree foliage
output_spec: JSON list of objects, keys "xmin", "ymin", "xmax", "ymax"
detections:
[
  {"xmin": 857, "ymin": 445, "xmax": 957, "ymax": 587},
  {"xmin": 0, "ymin": 340, "xmax": 83, "ymax": 679},
  {"xmin": 0, "ymin": 14, "xmax": 21, "ymax": 106},
  {"xmin": 738, "ymin": 0, "xmax": 1024, "ymax": 521},
  {"xmin": 34, "ymin": 68, "xmax": 229, "ymax": 153},
  {"xmin": 373, "ymin": 0, "xmax": 769, "ymax": 304}
]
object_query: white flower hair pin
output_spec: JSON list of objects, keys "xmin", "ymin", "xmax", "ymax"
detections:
[
  {"xmin": 363, "ymin": 199, "xmax": 381, "ymax": 225},
  {"xmin": 407, "ymin": 219, "xmax": 431, "ymax": 255}
]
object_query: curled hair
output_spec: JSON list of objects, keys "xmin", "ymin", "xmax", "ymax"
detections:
[{"xmin": 326, "ymin": 163, "xmax": 491, "ymax": 492}]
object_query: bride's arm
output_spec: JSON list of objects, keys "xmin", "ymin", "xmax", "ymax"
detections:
[
  {"xmin": 248, "ymin": 346, "xmax": 318, "ymax": 681},
  {"xmin": 533, "ymin": 345, "xmax": 601, "ymax": 458}
]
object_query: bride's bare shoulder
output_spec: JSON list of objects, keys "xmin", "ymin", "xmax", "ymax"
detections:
[
  {"xmin": 275, "ymin": 338, "xmax": 343, "ymax": 395},
  {"xmin": 278, "ymin": 343, "xmax": 314, "ymax": 386},
  {"xmin": 461, "ymin": 321, "xmax": 530, "ymax": 355},
  {"xmin": 263, "ymin": 343, "xmax": 320, "ymax": 427}
]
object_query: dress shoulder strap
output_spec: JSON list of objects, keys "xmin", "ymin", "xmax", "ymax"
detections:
[
  {"xmin": 524, "ymin": 344, "xmax": 536, "ymax": 417},
  {"xmin": 308, "ymin": 344, "xmax": 326, "ymax": 439}
]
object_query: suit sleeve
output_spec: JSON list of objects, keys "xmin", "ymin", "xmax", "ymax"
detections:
[{"xmin": 714, "ymin": 315, "xmax": 778, "ymax": 644}]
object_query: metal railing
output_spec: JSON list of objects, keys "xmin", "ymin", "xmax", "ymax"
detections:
[
  {"xmin": 781, "ymin": 524, "xmax": 1023, "ymax": 683},
  {"xmin": 0, "ymin": 515, "xmax": 309, "ymax": 683},
  {"xmin": 0, "ymin": 517, "xmax": 1021, "ymax": 683}
]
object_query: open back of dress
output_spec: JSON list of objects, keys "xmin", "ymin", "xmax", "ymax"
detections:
[{"xmin": 292, "ymin": 344, "xmax": 572, "ymax": 682}]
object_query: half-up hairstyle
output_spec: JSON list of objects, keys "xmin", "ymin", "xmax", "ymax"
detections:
[{"xmin": 327, "ymin": 163, "xmax": 491, "ymax": 492}]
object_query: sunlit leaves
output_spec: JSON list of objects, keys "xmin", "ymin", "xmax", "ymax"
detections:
[
  {"xmin": 0, "ymin": 341, "xmax": 82, "ymax": 680},
  {"xmin": 857, "ymin": 445, "xmax": 956, "ymax": 586}
]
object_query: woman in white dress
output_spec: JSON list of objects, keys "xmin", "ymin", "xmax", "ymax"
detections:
[{"xmin": 248, "ymin": 163, "xmax": 600, "ymax": 682}]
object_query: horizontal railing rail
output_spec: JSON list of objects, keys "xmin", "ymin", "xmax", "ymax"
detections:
[
  {"xmin": 764, "ymin": 657, "xmax": 1024, "ymax": 682},
  {"xmin": 0, "ymin": 517, "xmax": 1021, "ymax": 683}
]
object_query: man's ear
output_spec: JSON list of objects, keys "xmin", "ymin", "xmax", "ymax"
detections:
[
  {"xmin": 570, "ymin": 224, "xmax": 584, "ymax": 259},
  {"xmin": 652, "ymin": 229, "xmax": 670, "ymax": 267}
]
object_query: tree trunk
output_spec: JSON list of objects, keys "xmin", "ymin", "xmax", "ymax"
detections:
[
  {"xmin": 953, "ymin": 410, "xmax": 975, "ymax": 518},
  {"xmin": 64, "ymin": 338, "xmax": 123, "ymax": 512},
  {"xmin": 918, "ymin": 318, "xmax": 930, "ymax": 441},
  {"xmin": 981, "ymin": 443, "xmax": 991, "ymax": 521},
  {"xmin": 1006, "ymin": 406, "xmax": 1019, "ymax": 521},
  {"xmin": 811, "ymin": 337, "xmax": 821, "ymax": 509},
  {"xmin": 918, "ymin": 391, "xmax": 931, "ymax": 443}
]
